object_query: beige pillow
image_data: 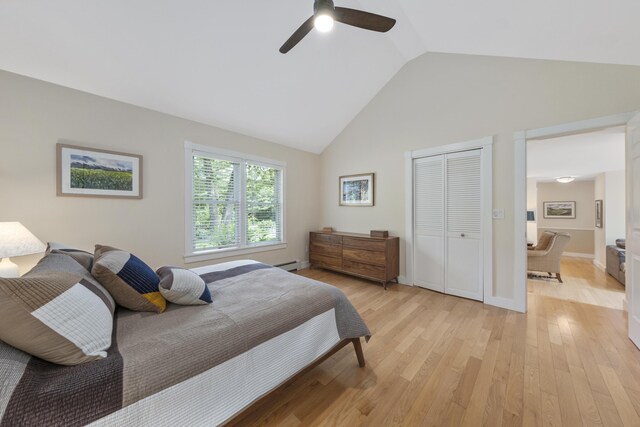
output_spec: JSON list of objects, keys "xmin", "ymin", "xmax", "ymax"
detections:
[
  {"xmin": 0, "ymin": 272, "xmax": 114, "ymax": 365},
  {"xmin": 46, "ymin": 242, "xmax": 94, "ymax": 271}
]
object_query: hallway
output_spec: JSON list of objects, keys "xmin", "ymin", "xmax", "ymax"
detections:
[{"xmin": 528, "ymin": 257, "xmax": 626, "ymax": 310}]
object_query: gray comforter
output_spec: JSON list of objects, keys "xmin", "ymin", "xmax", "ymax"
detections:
[{"xmin": 0, "ymin": 263, "xmax": 370, "ymax": 426}]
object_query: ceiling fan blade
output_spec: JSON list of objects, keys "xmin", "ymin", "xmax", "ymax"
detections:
[
  {"xmin": 333, "ymin": 7, "xmax": 396, "ymax": 32},
  {"xmin": 280, "ymin": 16, "xmax": 315, "ymax": 54}
]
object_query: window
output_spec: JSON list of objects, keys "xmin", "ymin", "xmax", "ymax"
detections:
[{"xmin": 185, "ymin": 142, "xmax": 285, "ymax": 261}]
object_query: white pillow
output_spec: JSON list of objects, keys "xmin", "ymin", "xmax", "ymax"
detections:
[{"xmin": 157, "ymin": 267, "xmax": 212, "ymax": 305}]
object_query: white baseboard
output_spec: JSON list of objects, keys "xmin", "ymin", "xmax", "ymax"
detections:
[
  {"xmin": 397, "ymin": 275, "xmax": 410, "ymax": 286},
  {"xmin": 593, "ymin": 260, "xmax": 606, "ymax": 272},
  {"xmin": 484, "ymin": 295, "xmax": 518, "ymax": 312},
  {"xmin": 562, "ymin": 252, "xmax": 594, "ymax": 259},
  {"xmin": 298, "ymin": 260, "xmax": 310, "ymax": 270}
]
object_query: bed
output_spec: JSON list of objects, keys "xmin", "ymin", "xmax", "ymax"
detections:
[{"xmin": 0, "ymin": 258, "xmax": 371, "ymax": 426}]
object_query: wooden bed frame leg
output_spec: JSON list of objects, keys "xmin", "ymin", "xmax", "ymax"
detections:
[{"xmin": 351, "ymin": 338, "xmax": 366, "ymax": 367}]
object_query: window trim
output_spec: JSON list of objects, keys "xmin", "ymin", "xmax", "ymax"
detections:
[{"xmin": 184, "ymin": 141, "xmax": 286, "ymax": 263}]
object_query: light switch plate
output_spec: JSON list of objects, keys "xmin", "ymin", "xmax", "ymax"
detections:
[{"xmin": 492, "ymin": 209, "xmax": 505, "ymax": 219}]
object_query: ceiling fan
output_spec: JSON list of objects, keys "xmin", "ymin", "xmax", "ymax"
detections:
[{"xmin": 280, "ymin": 0, "xmax": 396, "ymax": 54}]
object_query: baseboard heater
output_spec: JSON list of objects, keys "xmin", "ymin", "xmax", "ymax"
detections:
[{"xmin": 275, "ymin": 261, "xmax": 298, "ymax": 272}]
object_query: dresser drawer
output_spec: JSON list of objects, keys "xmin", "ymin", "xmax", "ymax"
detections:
[
  {"xmin": 310, "ymin": 233, "xmax": 342, "ymax": 245},
  {"xmin": 310, "ymin": 241, "xmax": 342, "ymax": 257},
  {"xmin": 342, "ymin": 237, "xmax": 386, "ymax": 252},
  {"xmin": 342, "ymin": 247, "xmax": 386, "ymax": 267},
  {"xmin": 310, "ymin": 253, "xmax": 342, "ymax": 269},
  {"xmin": 343, "ymin": 260, "xmax": 386, "ymax": 281}
]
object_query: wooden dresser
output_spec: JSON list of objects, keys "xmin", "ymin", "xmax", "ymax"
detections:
[{"xmin": 309, "ymin": 231, "xmax": 399, "ymax": 289}]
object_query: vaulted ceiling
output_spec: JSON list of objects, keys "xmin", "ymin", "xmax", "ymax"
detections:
[{"xmin": 1, "ymin": 1, "xmax": 639, "ymax": 153}]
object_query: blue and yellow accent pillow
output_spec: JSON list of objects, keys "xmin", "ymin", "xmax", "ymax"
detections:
[{"xmin": 91, "ymin": 245, "xmax": 166, "ymax": 313}]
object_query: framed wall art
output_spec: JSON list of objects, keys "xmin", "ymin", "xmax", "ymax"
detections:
[
  {"xmin": 57, "ymin": 142, "xmax": 143, "ymax": 199},
  {"xmin": 595, "ymin": 199, "xmax": 603, "ymax": 228},
  {"xmin": 339, "ymin": 173, "xmax": 374, "ymax": 207},
  {"xmin": 543, "ymin": 201, "xmax": 575, "ymax": 219}
]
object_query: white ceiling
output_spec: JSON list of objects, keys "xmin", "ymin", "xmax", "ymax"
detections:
[
  {"xmin": 527, "ymin": 127, "xmax": 625, "ymax": 181},
  {"xmin": 1, "ymin": 1, "xmax": 639, "ymax": 153}
]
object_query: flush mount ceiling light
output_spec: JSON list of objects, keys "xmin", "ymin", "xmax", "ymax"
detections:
[
  {"xmin": 279, "ymin": 0, "xmax": 396, "ymax": 53},
  {"xmin": 555, "ymin": 176, "xmax": 575, "ymax": 183}
]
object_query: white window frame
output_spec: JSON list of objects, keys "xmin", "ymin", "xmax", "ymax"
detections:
[{"xmin": 184, "ymin": 141, "xmax": 286, "ymax": 263}]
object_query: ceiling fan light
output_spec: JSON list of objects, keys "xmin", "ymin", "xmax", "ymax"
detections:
[
  {"xmin": 314, "ymin": 14, "xmax": 334, "ymax": 32},
  {"xmin": 555, "ymin": 176, "xmax": 575, "ymax": 183}
]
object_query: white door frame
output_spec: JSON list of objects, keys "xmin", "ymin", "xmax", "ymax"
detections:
[
  {"xmin": 626, "ymin": 113, "xmax": 640, "ymax": 348},
  {"xmin": 405, "ymin": 136, "xmax": 493, "ymax": 303},
  {"xmin": 513, "ymin": 112, "xmax": 636, "ymax": 313}
]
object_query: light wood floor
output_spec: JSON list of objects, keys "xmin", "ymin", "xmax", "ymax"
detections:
[
  {"xmin": 232, "ymin": 268, "xmax": 640, "ymax": 427},
  {"xmin": 528, "ymin": 257, "xmax": 626, "ymax": 310}
]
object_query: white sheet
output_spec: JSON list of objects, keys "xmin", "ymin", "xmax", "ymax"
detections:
[{"xmin": 190, "ymin": 259, "xmax": 260, "ymax": 275}]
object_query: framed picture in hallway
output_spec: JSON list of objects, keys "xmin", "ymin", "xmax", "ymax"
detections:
[
  {"xmin": 595, "ymin": 199, "xmax": 603, "ymax": 228},
  {"xmin": 543, "ymin": 201, "xmax": 575, "ymax": 219}
]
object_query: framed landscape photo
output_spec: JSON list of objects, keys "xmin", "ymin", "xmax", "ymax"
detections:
[
  {"xmin": 57, "ymin": 142, "xmax": 143, "ymax": 199},
  {"xmin": 595, "ymin": 199, "xmax": 603, "ymax": 228},
  {"xmin": 543, "ymin": 201, "xmax": 575, "ymax": 219},
  {"xmin": 339, "ymin": 173, "xmax": 374, "ymax": 206}
]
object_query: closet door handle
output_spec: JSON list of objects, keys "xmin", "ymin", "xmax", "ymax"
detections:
[{"xmin": 460, "ymin": 233, "xmax": 466, "ymax": 238}]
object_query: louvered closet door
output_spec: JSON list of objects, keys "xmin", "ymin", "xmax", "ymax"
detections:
[
  {"xmin": 446, "ymin": 150, "xmax": 483, "ymax": 301},
  {"xmin": 413, "ymin": 155, "xmax": 445, "ymax": 292}
]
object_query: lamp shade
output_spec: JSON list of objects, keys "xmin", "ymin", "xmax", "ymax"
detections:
[{"xmin": 0, "ymin": 222, "xmax": 46, "ymax": 258}]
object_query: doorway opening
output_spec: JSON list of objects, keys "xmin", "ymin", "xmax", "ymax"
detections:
[
  {"xmin": 513, "ymin": 112, "xmax": 635, "ymax": 313},
  {"xmin": 526, "ymin": 127, "xmax": 626, "ymax": 310}
]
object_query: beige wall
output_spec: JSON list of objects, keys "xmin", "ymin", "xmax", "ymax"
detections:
[
  {"xmin": 319, "ymin": 52, "xmax": 640, "ymax": 300},
  {"xmin": 595, "ymin": 170, "xmax": 626, "ymax": 268},
  {"xmin": 0, "ymin": 70, "xmax": 321, "ymax": 274},
  {"xmin": 537, "ymin": 181, "xmax": 595, "ymax": 230},
  {"xmin": 605, "ymin": 170, "xmax": 626, "ymax": 243}
]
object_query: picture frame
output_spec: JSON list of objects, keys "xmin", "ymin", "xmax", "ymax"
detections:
[
  {"xmin": 339, "ymin": 173, "xmax": 374, "ymax": 206},
  {"xmin": 543, "ymin": 201, "xmax": 576, "ymax": 219},
  {"xmin": 595, "ymin": 199, "xmax": 603, "ymax": 228},
  {"xmin": 57, "ymin": 142, "xmax": 143, "ymax": 199}
]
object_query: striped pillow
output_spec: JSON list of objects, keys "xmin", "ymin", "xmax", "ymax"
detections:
[
  {"xmin": 0, "ymin": 271, "xmax": 114, "ymax": 365},
  {"xmin": 46, "ymin": 242, "xmax": 94, "ymax": 271},
  {"xmin": 45, "ymin": 242, "xmax": 93, "ymax": 271},
  {"xmin": 157, "ymin": 267, "xmax": 212, "ymax": 305},
  {"xmin": 92, "ymin": 245, "xmax": 166, "ymax": 313}
]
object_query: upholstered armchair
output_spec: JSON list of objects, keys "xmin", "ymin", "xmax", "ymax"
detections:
[{"xmin": 527, "ymin": 231, "xmax": 571, "ymax": 283}]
